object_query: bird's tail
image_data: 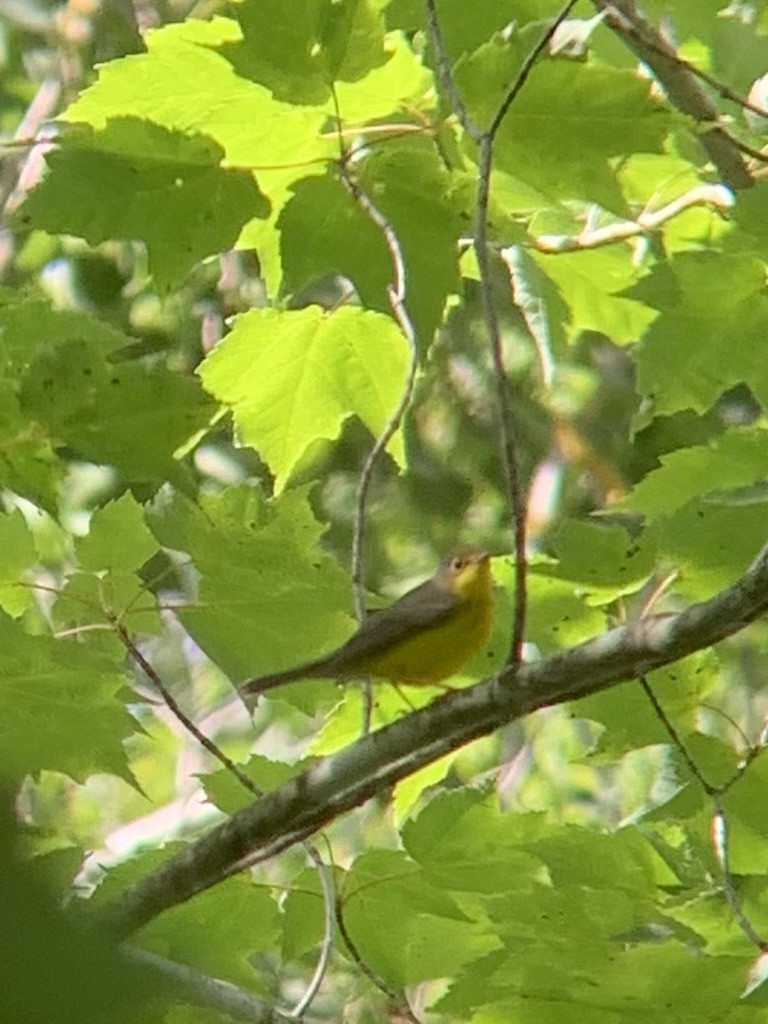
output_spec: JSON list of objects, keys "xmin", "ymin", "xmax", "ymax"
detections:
[{"xmin": 239, "ymin": 658, "xmax": 331, "ymax": 702}]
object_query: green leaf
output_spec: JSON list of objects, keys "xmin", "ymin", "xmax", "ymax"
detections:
[
  {"xmin": 386, "ymin": 0, "xmax": 564, "ymax": 42},
  {"xmin": 633, "ymin": 252, "xmax": 768, "ymax": 415},
  {"xmin": 0, "ymin": 510, "xmax": 37, "ymax": 616},
  {"xmin": 437, "ymin": 882, "xmax": 663, "ymax": 1016},
  {"xmin": 502, "ymin": 245, "xmax": 569, "ymax": 361},
  {"xmin": 659, "ymin": 497, "xmax": 768, "ymax": 598},
  {"xmin": 21, "ymin": 337, "xmax": 215, "ymax": 484},
  {"xmin": 718, "ymin": 759, "xmax": 768, "ymax": 875},
  {"xmin": 146, "ymin": 486, "xmax": 353, "ymax": 687},
  {"xmin": 529, "ymin": 823, "xmax": 677, "ymax": 894},
  {"xmin": 402, "ymin": 788, "xmax": 549, "ymax": 893},
  {"xmin": 624, "ymin": 427, "xmax": 768, "ymax": 518},
  {"xmin": 282, "ymin": 864, "xmax": 343, "ymax": 961},
  {"xmin": 19, "ymin": 120, "xmax": 268, "ymax": 291},
  {"xmin": 234, "ymin": 0, "xmax": 387, "ymax": 103},
  {"xmin": 53, "ymin": 570, "xmax": 161, "ymax": 637},
  {"xmin": 198, "ymin": 305, "xmax": 409, "ymax": 489},
  {"xmin": 589, "ymin": 942, "xmax": 750, "ymax": 1022},
  {"xmin": 136, "ymin": 875, "xmax": 281, "ymax": 988},
  {"xmin": 310, "ymin": 684, "xmax": 430, "ymax": 756},
  {"xmin": 0, "ymin": 388, "xmax": 62, "ymax": 512},
  {"xmin": 278, "ymin": 145, "xmax": 464, "ymax": 353},
  {"xmin": 201, "ymin": 755, "xmax": 303, "ymax": 814},
  {"xmin": 666, "ymin": 881, "xmax": 767, "ymax": 956},
  {"xmin": 50, "ymin": 17, "xmax": 336, "ymax": 280},
  {"xmin": 495, "ymin": 556, "xmax": 608, "ymax": 654},
  {"xmin": 393, "ymin": 752, "xmax": 458, "ymax": 823},
  {"xmin": 530, "ymin": 246, "xmax": 658, "ymax": 345},
  {"xmin": 333, "ymin": 29, "xmax": 432, "ymax": 121},
  {"xmin": 458, "ymin": 57, "xmax": 669, "ymax": 208},
  {"xmin": 58, "ymin": 19, "xmax": 334, "ymax": 169},
  {"xmin": 545, "ymin": 519, "xmax": 657, "ymax": 603},
  {"xmin": 342, "ymin": 848, "xmax": 495, "ymax": 986},
  {"xmin": 0, "ymin": 613, "xmax": 135, "ymax": 782},
  {"xmin": 0, "ymin": 292, "xmax": 129, "ymax": 375},
  {"xmin": 576, "ymin": 652, "xmax": 719, "ymax": 760},
  {"xmin": 77, "ymin": 494, "xmax": 157, "ymax": 573}
]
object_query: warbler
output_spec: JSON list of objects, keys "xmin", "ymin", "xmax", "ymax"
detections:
[{"xmin": 240, "ymin": 549, "xmax": 494, "ymax": 700}]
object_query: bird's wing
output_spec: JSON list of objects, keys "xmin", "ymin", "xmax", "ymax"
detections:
[{"xmin": 325, "ymin": 580, "xmax": 456, "ymax": 670}]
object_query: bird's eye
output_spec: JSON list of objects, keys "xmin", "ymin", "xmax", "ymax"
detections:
[{"xmin": 451, "ymin": 555, "xmax": 467, "ymax": 572}]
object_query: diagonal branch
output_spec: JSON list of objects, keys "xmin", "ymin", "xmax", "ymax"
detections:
[
  {"xmin": 97, "ymin": 542, "xmax": 768, "ymax": 939},
  {"xmin": 593, "ymin": 0, "xmax": 753, "ymax": 190}
]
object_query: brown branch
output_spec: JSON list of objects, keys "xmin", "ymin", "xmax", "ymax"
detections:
[
  {"xmin": 96, "ymin": 541, "xmax": 768, "ymax": 939},
  {"xmin": 112, "ymin": 619, "xmax": 257, "ymax": 793},
  {"xmin": 638, "ymin": 675, "xmax": 715, "ymax": 794},
  {"xmin": 425, "ymin": 1, "xmax": 578, "ymax": 667},
  {"xmin": 113, "ymin": 620, "xmax": 337, "ymax": 1017},
  {"xmin": 329, "ymin": 84, "xmax": 421, "ymax": 735},
  {"xmin": 479, "ymin": 2, "xmax": 579, "ymax": 663},
  {"xmin": 639, "ymin": 678, "xmax": 768, "ymax": 952},
  {"xmin": 593, "ymin": 0, "xmax": 753, "ymax": 190},
  {"xmin": 335, "ymin": 899, "xmax": 422, "ymax": 1024},
  {"xmin": 124, "ymin": 948, "xmax": 274, "ymax": 1023}
]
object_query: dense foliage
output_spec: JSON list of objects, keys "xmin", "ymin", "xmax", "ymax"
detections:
[{"xmin": 4, "ymin": 0, "xmax": 768, "ymax": 1020}]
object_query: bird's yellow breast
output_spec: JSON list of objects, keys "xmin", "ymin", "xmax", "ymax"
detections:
[{"xmin": 353, "ymin": 567, "xmax": 494, "ymax": 685}]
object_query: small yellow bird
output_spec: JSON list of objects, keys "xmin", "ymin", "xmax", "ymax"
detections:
[{"xmin": 240, "ymin": 549, "xmax": 494, "ymax": 700}]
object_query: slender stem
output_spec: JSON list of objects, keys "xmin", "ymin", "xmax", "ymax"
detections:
[
  {"xmin": 113, "ymin": 618, "xmax": 337, "ymax": 1017},
  {"xmin": 712, "ymin": 799, "xmax": 768, "ymax": 951},
  {"xmin": 288, "ymin": 843, "xmax": 335, "ymax": 1018},
  {"xmin": 423, "ymin": 0, "xmax": 481, "ymax": 141},
  {"xmin": 335, "ymin": 899, "xmax": 422, "ymax": 1024},
  {"xmin": 637, "ymin": 675, "xmax": 714, "ymax": 794},
  {"xmin": 488, "ymin": 0, "xmax": 580, "ymax": 139},
  {"xmin": 331, "ymin": 83, "xmax": 420, "ymax": 733},
  {"xmin": 639, "ymin": 674, "xmax": 768, "ymax": 951}
]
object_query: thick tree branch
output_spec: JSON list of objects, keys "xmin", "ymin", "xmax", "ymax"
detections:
[
  {"xmin": 593, "ymin": 0, "xmax": 753, "ymax": 190},
  {"xmin": 99, "ymin": 542, "xmax": 768, "ymax": 939}
]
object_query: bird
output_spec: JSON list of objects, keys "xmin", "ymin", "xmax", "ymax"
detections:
[{"xmin": 239, "ymin": 549, "xmax": 494, "ymax": 701}]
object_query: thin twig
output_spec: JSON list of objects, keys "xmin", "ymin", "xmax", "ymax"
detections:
[
  {"xmin": 423, "ymin": 0, "xmax": 481, "ymax": 142},
  {"xmin": 425, "ymin": 2, "xmax": 575, "ymax": 666},
  {"xmin": 335, "ymin": 898, "xmax": 422, "ymax": 1024},
  {"xmin": 719, "ymin": 727, "xmax": 768, "ymax": 792},
  {"xmin": 533, "ymin": 185, "xmax": 734, "ymax": 254},
  {"xmin": 289, "ymin": 842, "xmax": 336, "ymax": 1019},
  {"xmin": 711, "ymin": 797, "xmax": 768, "ymax": 951},
  {"xmin": 731, "ymin": 134, "xmax": 768, "ymax": 166},
  {"xmin": 474, "ymin": 136, "xmax": 529, "ymax": 665},
  {"xmin": 112, "ymin": 618, "xmax": 263, "ymax": 794},
  {"xmin": 637, "ymin": 674, "xmax": 715, "ymax": 794},
  {"xmin": 489, "ymin": 0, "xmax": 580, "ymax": 138},
  {"xmin": 330, "ymin": 85, "xmax": 420, "ymax": 733},
  {"xmin": 341, "ymin": 171, "xmax": 419, "ymax": 612},
  {"xmin": 640, "ymin": 570, "xmax": 681, "ymax": 620},
  {"xmin": 112, "ymin": 618, "xmax": 337, "ymax": 1018},
  {"xmin": 426, "ymin": 0, "xmax": 578, "ymax": 664},
  {"xmin": 639, "ymin": 673, "xmax": 768, "ymax": 951},
  {"xmin": 53, "ymin": 623, "xmax": 114, "ymax": 638},
  {"xmin": 698, "ymin": 702, "xmax": 752, "ymax": 753},
  {"xmin": 0, "ymin": 78, "xmax": 60, "ymax": 221}
]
